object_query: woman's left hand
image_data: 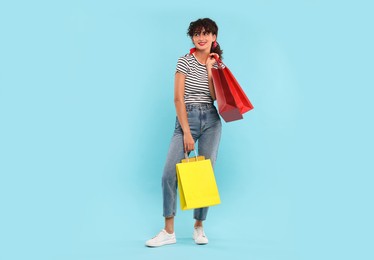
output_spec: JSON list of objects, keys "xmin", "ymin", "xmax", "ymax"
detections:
[{"xmin": 205, "ymin": 53, "xmax": 219, "ymax": 68}]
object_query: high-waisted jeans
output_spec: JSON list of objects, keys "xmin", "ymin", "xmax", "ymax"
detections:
[{"xmin": 162, "ymin": 103, "xmax": 222, "ymax": 221}]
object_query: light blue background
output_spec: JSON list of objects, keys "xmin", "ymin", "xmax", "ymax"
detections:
[{"xmin": 1, "ymin": 1, "xmax": 373, "ymax": 259}]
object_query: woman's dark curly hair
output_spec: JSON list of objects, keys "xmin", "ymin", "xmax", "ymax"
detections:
[{"xmin": 187, "ymin": 18, "xmax": 223, "ymax": 59}]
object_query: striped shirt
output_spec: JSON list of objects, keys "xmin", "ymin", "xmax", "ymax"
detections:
[{"xmin": 176, "ymin": 54, "xmax": 218, "ymax": 104}]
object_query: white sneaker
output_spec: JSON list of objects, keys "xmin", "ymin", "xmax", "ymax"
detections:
[
  {"xmin": 193, "ymin": 226, "xmax": 208, "ymax": 245},
  {"xmin": 145, "ymin": 229, "xmax": 176, "ymax": 247}
]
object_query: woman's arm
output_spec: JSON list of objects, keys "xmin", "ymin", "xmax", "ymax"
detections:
[{"xmin": 174, "ymin": 72, "xmax": 195, "ymax": 152}]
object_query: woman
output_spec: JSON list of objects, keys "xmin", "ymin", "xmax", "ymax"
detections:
[{"xmin": 146, "ymin": 18, "xmax": 223, "ymax": 247}]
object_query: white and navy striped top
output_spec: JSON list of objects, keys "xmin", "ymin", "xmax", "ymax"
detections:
[{"xmin": 176, "ymin": 53, "xmax": 218, "ymax": 104}]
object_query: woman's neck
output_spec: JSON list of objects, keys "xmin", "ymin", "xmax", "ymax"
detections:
[{"xmin": 193, "ymin": 50, "xmax": 210, "ymax": 64}]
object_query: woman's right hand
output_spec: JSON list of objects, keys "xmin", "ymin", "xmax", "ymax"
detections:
[
  {"xmin": 206, "ymin": 53, "xmax": 219, "ymax": 68},
  {"xmin": 183, "ymin": 132, "xmax": 195, "ymax": 152}
]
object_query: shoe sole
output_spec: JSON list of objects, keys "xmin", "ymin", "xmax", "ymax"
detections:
[
  {"xmin": 193, "ymin": 237, "xmax": 208, "ymax": 245},
  {"xmin": 194, "ymin": 240, "xmax": 208, "ymax": 245},
  {"xmin": 146, "ymin": 239, "xmax": 176, "ymax": 247}
]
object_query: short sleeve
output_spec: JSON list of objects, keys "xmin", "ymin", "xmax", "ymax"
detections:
[{"xmin": 176, "ymin": 56, "xmax": 189, "ymax": 75}]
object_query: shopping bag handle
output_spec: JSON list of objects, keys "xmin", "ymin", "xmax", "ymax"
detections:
[
  {"xmin": 212, "ymin": 55, "xmax": 224, "ymax": 68},
  {"xmin": 184, "ymin": 150, "xmax": 198, "ymax": 162}
]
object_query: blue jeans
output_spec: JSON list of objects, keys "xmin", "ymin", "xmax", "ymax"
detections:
[{"xmin": 162, "ymin": 103, "xmax": 222, "ymax": 221}]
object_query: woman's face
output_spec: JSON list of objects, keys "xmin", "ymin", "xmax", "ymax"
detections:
[{"xmin": 192, "ymin": 28, "xmax": 216, "ymax": 52}]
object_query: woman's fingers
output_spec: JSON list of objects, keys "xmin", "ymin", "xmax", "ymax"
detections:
[
  {"xmin": 183, "ymin": 133, "xmax": 195, "ymax": 152},
  {"xmin": 209, "ymin": 53, "xmax": 219, "ymax": 59},
  {"xmin": 184, "ymin": 142, "xmax": 195, "ymax": 152},
  {"xmin": 185, "ymin": 144, "xmax": 194, "ymax": 152}
]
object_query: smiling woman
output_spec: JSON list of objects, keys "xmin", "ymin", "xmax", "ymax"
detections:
[{"xmin": 145, "ymin": 18, "xmax": 224, "ymax": 248}]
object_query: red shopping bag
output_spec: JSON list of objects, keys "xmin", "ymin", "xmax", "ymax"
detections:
[{"xmin": 211, "ymin": 58, "xmax": 254, "ymax": 122}]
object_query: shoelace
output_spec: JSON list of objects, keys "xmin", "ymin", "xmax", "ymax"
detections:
[
  {"xmin": 151, "ymin": 230, "xmax": 164, "ymax": 239},
  {"xmin": 195, "ymin": 227, "xmax": 206, "ymax": 237}
]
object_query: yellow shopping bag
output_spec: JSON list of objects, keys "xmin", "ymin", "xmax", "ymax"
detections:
[{"xmin": 176, "ymin": 152, "xmax": 221, "ymax": 210}]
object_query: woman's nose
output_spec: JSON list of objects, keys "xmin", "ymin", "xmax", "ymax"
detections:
[{"xmin": 198, "ymin": 34, "xmax": 205, "ymax": 40}]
